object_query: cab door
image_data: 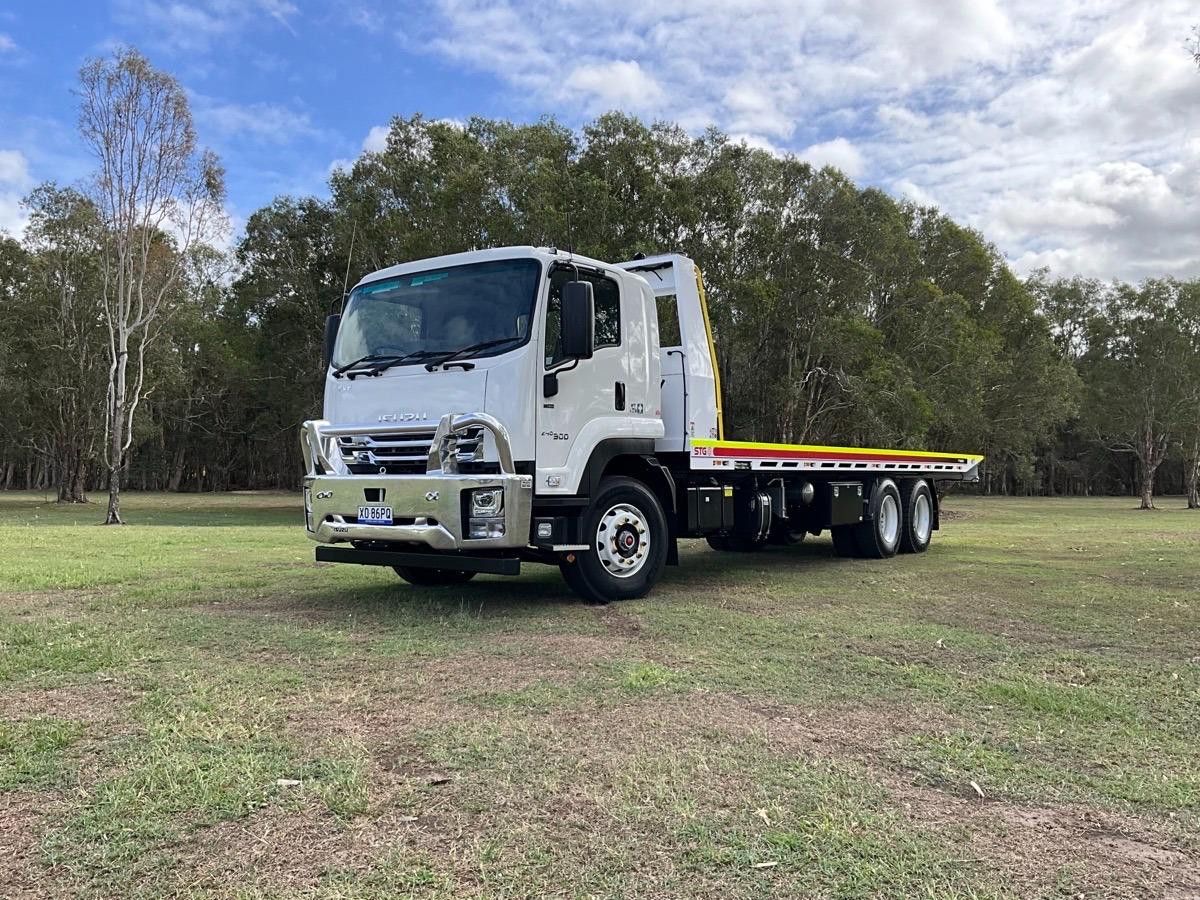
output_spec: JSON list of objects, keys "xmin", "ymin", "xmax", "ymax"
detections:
[{"xmin": 535, "ymin": 266, "xmax": 660, "ymax": 494}]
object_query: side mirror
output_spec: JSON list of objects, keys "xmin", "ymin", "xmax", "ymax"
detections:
[
  {"xmin": 323, "ymin": 313, "xmax": 341, "ymax": 368},
  {"xmin": 560, "ymin": 281, "xmax": 594, "ymax": 360}
]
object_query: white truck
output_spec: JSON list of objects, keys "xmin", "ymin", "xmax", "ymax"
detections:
[{"xmin": 301, "ymin": 247, "xmax": 982, "ymax": 602}]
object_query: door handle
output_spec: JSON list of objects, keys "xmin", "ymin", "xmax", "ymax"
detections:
[{"xmin": 615, "ymin": 381, "xmax": 626, "ymax": 411}]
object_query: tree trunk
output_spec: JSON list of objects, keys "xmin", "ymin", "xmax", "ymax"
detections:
[
  {"xmin": 105, "ymin": 347, "xmax": 128, "ymax": 525},
  {"xmin": 1187, "ymin": 437, "xmax": 1200, "ymax": 510},
  {"xmin": 168, "ymin": 445, "xmax": 186, "ymax": 492},
  {"xmin": 57, "ymin": 453, "xmax": 87, "ymax": 503}
]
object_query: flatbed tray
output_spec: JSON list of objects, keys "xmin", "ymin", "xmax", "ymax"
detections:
[{"xmin": 689, "ymin": 438, "xmax": 982, "ymax": 480}]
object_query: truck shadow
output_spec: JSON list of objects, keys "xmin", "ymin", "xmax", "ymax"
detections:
[{"xmin": 281, "ymin": 538, "xmax": 849, "ymax": 622}]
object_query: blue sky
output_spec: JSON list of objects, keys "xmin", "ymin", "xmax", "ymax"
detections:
[{"xmin": 1, "ymin": 1, "xmax": 1198, "ymax": 281}]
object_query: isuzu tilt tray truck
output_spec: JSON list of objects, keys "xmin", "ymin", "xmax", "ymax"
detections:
[{"xmin": 301, "ymin": 247, "xmax": 982, "ymax": 602}]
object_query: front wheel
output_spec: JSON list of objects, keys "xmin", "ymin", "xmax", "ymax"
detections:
[
  {"xmin": 393, "ymin": 566, "xmax": 477, "ymax": 586},
  {"xmin": 560, "ymin": 476, "xmax": 668, "ymax": 603}
]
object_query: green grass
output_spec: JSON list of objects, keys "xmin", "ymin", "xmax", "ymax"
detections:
[{"xmin": 0, "ymin": 490, "xmax": 1197, "ymax": 898}]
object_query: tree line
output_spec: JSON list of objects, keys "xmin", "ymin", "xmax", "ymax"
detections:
[{"xmin": 1, "ymin": 50, "xmax": 1199, "ymax": 514}]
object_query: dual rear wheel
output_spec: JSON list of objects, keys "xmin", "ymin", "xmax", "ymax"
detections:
[{"xmin": 832, "ymin": 478, "xmax": 933, "ymax": 559}]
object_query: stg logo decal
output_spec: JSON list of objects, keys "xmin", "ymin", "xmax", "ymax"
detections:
[{"xmin": 540, "ymin": 431, "xmax": 569, "ymax": 441}]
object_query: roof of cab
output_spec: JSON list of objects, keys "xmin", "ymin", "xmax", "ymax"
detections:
[{"xmin": 353, "ymin": 246, "xmax": 623, "ymax": 290}]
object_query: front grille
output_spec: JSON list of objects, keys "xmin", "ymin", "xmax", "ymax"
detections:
[{"xmin": 338, "ymin": 427, "xmax": 487, "ymax": 475}]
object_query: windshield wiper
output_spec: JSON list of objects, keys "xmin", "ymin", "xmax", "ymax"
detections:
[
  {"xmin": 363, "ymin": 349, "xmax": 443, "ymax": 377},
  {"xmin": 422, "ymin": 337, "xmax": 524, "ymax": 371},
  {"xmin": 331, "ymin": 353, "xmax": 403, "ymax": 379},
  {"xmin": 332, "ymin": 350, "xmax": 439, "ymax": 379}
]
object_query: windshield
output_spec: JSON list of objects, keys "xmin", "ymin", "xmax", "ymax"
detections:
[{"xmin": 332, "ymin": 258, "xmax": 542, "ymax": 369}]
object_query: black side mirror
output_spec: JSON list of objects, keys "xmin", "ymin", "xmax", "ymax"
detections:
[
  {"xmin": 560, "ymin": 281, "xmax": 594, "ymax": 360},
  {"xmin": 323, "ymin": 313, "xmax": 341, "ymax": 368}
]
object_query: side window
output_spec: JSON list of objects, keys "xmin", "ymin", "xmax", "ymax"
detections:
[
  {"xmin": 656, "ymin": 294, "xmax": 682, "ymax": 347},
  {"xmin": 545, "ymin": 269, "xmax": 621, "ymax": 367}
]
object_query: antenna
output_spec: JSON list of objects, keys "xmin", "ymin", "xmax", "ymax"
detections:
[
  {"xmin": 340, "ymin": 220, "xmax": 357, "ymax": 312},
  {"xmin": 563, "ymin": 146, "xmax": 574, "ymax": 254}
]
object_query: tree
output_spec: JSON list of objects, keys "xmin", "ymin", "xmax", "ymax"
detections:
[
  {"xmin": 18, "ymin": 185, "xmax": 108, "ymax": 502},
  {"xmin": 1083, "ymin": 281, "xmax": 1194, "ymax": 509},
  {"xmin": 77, "ymin": 48, "xmax": 225, "ymax": 523}
]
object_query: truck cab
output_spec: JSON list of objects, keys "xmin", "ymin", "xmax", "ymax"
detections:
[{"xmin": 301, "ymin": 246, "xmax": 981, "ymax": 602}]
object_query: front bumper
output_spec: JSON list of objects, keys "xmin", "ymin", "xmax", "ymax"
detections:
[{"xmin": 301, "ymin": 414, "xmax": 532, "ymax": 551}]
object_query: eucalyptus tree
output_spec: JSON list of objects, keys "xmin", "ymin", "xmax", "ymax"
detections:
[
  {"xmin": 19, "ymin": 185, "xmax": 108, "ymax": 501},
  {"xmin": 1083, "ymin": 281, "xmax": 1194, "ymax": 509},
  {"xmin": 77, "ymin": 47, "xmax": 226, "ymax": 522}
]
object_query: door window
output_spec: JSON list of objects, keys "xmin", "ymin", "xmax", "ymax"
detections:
[{"xmin": 544, "ymin": 268, "xmax": 621, "ymax": 367}]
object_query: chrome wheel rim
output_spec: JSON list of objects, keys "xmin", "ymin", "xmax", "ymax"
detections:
[
  {"xmin": 596, "ymin": 503, "xmax": 650, "ymax": 578},
  {"xmin": 914, "ymin": 493, "xmax": 932, "ymax": 544},
  {"xmin": 880, "ymin": 494, "xmax": 900, "ymax": 548}
]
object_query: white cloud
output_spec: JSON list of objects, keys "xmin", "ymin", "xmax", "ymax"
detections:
[
  {"xmin": 563, "ymin": 60, "xmax": 663, "ymax": 113},
  {"xmin": 801, "ymin": 137, "xmax": 866, "ymax": 178},
  {"xmin": 0, "ymin": 33, "xmax": 16, "ymax": 54},
  {"xmin": 399, "ymin": 0, "xmax": 1200, "ymax": 281},
  {"xmin": 193, "ymin": 97, "xmax": 318, "ymax": 144},
  {"xmin": 0, "ymin": 149, "xmax": 33, "ymax": 236},
  {"xmin": 362, "ymin": 124, "xmax": 390, "ymax": 153},
  {"xmin": 114, "ymin": 0, "xmax": 299, "ymax": 52}
]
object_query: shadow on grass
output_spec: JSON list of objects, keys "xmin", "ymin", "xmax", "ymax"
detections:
[
  {"xmin": 275, "ymin": 538, "xmax": 852, "ymax": 622},
  {"xmin": 268, "ymin": 565, "xmax": 584, "ymax": 625}
]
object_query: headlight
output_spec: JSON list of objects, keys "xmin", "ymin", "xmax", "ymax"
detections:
[{"xmin": 471, "ymin": 488, "xmax": 503, "ymax": 516}]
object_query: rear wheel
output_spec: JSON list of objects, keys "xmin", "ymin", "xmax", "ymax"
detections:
[
  {"xmin": 853, "ymin": 478, "xmax": 902, "ymax": 559},
  {"xmin": 899, "ymin": 479, "xmax": 934, "ymax": 553},
  {"xmin": 560, "ymin": 477, "xmax": 668, "ymax": 603},
  {"xmin": 393, "ymin": 566, "xmax": 477, "ymax": 586}
]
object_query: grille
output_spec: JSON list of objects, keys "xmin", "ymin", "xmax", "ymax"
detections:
[{"xmin": 338, "ymin": 427, "xmax": 487, "ymax": 475}]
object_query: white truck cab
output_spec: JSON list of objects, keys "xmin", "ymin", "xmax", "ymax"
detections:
[{"xmin": 301, "ymin": 246, "xmax": 981, "ymax": 602}]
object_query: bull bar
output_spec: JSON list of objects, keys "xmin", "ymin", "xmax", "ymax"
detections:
[{"xmin": 300, "ymin": 412, "xmax": 533, "ymax": 552}]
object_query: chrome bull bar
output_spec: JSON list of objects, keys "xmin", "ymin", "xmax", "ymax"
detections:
[
  {"xmin": 300, "ymin": 413, "xmax": 532, "ymax": 550},
  {"xmin": 300, "ymin": 412, "xmax": 516, "ymax": 477}
]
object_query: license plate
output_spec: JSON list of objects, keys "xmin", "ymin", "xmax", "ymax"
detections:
[{"xmin": 358, "ymin": 505, "xmax": 393, "ymax": 525}]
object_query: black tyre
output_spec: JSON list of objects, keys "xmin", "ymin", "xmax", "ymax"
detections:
[
  {"xmin": 393, "ymin": 566, "xmax": 477, "ymax": 586},
  {"xmin": 831, "ymin": 524, "xmax": 859, "ymax": 557},
  {"xmin": 769, "ymin": 520, "xmax": 806, "ymax": 546},
  {"xmin": 898, "ymin": 479, "xmax": 934, "ymax": 554},
  {"xmin": 560, "ymin": 476, "xmax": 668, "ymax": 603},
  {"xmin": 853, "ymin": 478, "xmax": 902, "ymax": 559}
]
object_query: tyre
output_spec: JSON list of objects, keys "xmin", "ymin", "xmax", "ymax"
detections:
[
  {"xmin": 769, "ymin": 520, "xmax": 806, "ymax": 545},
  {"xmin": 853, "ymin": 478, "xmax": 902, "ymax": 559},
  {"xmin": 560, "ymin": 476, "xmax": 669, "ymax": 603},
  {"xmin": 898, "ymin": 479, "xmax": 934, "ymax": 554},
  {"xmin": 393, "ymin": 566, "xmax": 477, "ymax": 586},
  {"xmin": 831, "ymin": 524, "xmax": 859, "ymax": 557}
]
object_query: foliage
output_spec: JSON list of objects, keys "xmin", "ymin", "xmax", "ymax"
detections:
[{"xmin": 2, "ymin": 104, "xmax": 1199, "ymax": 501}]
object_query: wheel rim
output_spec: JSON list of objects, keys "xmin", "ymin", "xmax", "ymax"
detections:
[
  {"xmin": 596, "ymin": 502, "xmax": 650, "ymax": 578},
  {"xmin": 880, "ymin": 494, "xmax": 900, "ymax": 548},
  {"xmin": 913, "ymin": 493, "xmax": 932, "ymax": 544}
]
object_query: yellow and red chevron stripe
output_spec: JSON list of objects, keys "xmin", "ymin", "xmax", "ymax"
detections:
[{"xmin": 691, "ymin": 438, "xmax": 983, "ymax": 466}]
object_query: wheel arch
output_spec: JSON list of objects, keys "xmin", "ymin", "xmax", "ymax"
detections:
[{"xmin": 595, "ymin": 451, "xmax": 679, "ymax": 566}]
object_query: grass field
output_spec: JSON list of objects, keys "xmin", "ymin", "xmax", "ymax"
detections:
[{"xmin": 0, "ymin": 491, "xmax": 1196, "ymax": 899}]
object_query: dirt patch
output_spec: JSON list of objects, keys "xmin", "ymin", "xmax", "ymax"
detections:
[
  {"xmin": 153, "ymin": 685, "xmax": 1199, "ymax": 898},
  {"xmin": 896, "ymin": 786, "xmax": 1200, "ymax": 899},
  {"xmin": 0, "ymin": 792, "xmax": 63, "ymax": 898},
  {"xmin": 0, "ymin": 679, "xmax": 135, "ymax": 726}
]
